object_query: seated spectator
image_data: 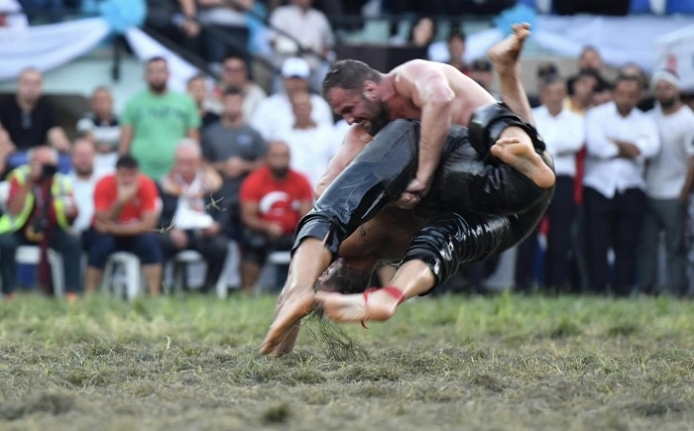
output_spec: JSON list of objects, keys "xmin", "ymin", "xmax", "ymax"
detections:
[
  {"xmin": 274, "ymin": 90, "xmax": 339, "ymax": 190},
  {"xmin": 214, "ymin": 55, "xmax": 267, "ymax": 120},
  {"xmin": 268, "ymin": 0, "xmax": 334, "ymax": 84},
  {"xmin": 76, "ymin": 86, "xmax": 121, "ymax": 173},
  {"xmin": 119, "ymin": 57, "xmax": 201, "ymax": 181},
  {"xmin": 68, "ymin": 138, "xmax": 112, "ymax": 239},
  {"xmin": 186, "ymin": 73, "xmax": 221, "ymax": 130},
  {"xmin": 197, "ymin": 0, "xmax": 253, "ymax": 69},
  {"xmin": 84, "ymin": 156, "xmax": 163, "ymax": 296},
  {"xmin": 0, "ymin": 146, "xmax": 81, "ymax": 299},
  {"xmin": 250, "ymin": 57, "xmax": 333, "ymax": 140},
  {"xmin": 145, "ymin": 0, "xmax": 200, "ymax": 53},
  {"xmin": 0, "ymin": 68, "xmax": 70, "ymax": 157},
  {"xmin": 157, "ymin": 140, "xmax": 228, "ymax": 290},
  {"xmin": 239, "ymin": 141, "xmax": 312, "ymax": 292},
  {"xmin": 202, "ymin": 88, "xmax": 266, "ymax": 239}
]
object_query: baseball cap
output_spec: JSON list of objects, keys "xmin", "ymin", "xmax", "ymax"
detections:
[{"xmin": 281, "ymin": 57, "xmax": 310, "ymax": 79}]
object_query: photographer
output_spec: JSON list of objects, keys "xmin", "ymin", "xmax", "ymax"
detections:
[{"xmin": 0, "ymin": 146, "xmax": 81, "ymax": 299}]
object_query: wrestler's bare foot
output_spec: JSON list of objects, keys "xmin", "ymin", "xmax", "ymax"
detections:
[
  {"xmin": 315, "ymin": 288, "xmax": 400, "ymax": 324},
  {"xmin": 261, "ymin": 288, "xmax": 315, "ymax": 356},
  {"xmin": 488, "ymin": 23, "xmax": 531, "ymax": 76},
  {"xmin": 491, "ymin": 136, "xmax": 555, "ymax": 188}
]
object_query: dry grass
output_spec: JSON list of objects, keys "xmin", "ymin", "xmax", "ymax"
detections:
[{"xmin": 1, "ymin": 292, "xmax": 694, "ymax": 430}]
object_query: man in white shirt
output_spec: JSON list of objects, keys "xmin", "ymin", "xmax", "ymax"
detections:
[
  {"xmin": 250, "ymin": 57, "xmax": 334, "ymax": 140},
  {"xmin": 583, "ymin": 74, "xmax": 660, "ymax": 296},
  {"xmin": 273, "ymin": 90, "xmax": 339, "ymax": 191},
  {"xmin": 68, "ymin": 138, "xmax": 113, "ymax": 239},
  {"xmin": 638, "ymin": 71, "xmax": 694, "ymax": 297},
  {"xmin": 515, "ymin": 75, "xmax": 585, "ymax": 293}
]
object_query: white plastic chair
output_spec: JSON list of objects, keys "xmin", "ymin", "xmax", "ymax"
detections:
[
  {"xmin": 14, "ymin": 245, "xmax": 65, "ymax": 296},
  {"xmin": 101, "ymin": 252, "xmax": 143, "ymax": 301},
  {"xmin": 171, "ymin": 250, "xmax": 228, "ymax": 297}
]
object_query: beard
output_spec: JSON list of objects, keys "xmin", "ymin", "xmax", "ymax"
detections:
[
  {"xmin": 659, "ymin": 97, "xmax": 676, "ymax": 110},
  {"xmin": 270, "ymin": 166, "xmax": 289, "ymax": 178},
  {"xmin": 75, "ymin": 166, "xmax": 93, "ymax": 177},
  {"xmin": 363, "ymin": 103, "xmax": 390, "ymax": 136},
  {"xmin": 149, "ymin": 82, "xmax": 167, "ymax": 94}
]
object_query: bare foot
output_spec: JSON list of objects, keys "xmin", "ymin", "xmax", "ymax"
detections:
[
  {"xmin": 491, "ymin": 136, "xmax": 555, "ymax": 188},
  {"xmin": 260, "ymin": 288, "xmax": 315, "ymax": 356},
  {"xmin": 315, "ymin": 288, "xmax": 401, "ymax": 325},
  {"xmin": 488, "ymin": 22, "xmax": 531, "ymax": 76}
]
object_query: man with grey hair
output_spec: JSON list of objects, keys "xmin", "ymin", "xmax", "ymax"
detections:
[
  {"xmin": 638, "ymin": 70, "xmax": 694, "ymax": 297},
  {"xmin": 0, "ymin": 145, "xmax": 81, "ymax": 299},
  {"xmin": 157, "ymin": 139, "xmax": 229, "ymax": 291}
]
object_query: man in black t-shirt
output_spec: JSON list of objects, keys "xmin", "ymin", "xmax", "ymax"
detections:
[{"xmin": 0, "ymin": 68, "xmax": 71, "ymax": 155}]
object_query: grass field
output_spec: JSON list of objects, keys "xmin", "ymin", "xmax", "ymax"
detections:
[{"xmin": 1, "ymin": 292, "xmax": 693, "ymax": 431}]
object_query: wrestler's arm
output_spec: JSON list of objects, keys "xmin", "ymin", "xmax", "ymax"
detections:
[
  {"xmin": 314, "ymin": 125, "xmax": 371, "ymax": 199},
  {"xmin": 396, "ymin": 64, "xmax": 455, "ymax": 190}
]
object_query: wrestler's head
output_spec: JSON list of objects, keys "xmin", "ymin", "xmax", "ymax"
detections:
[
  {"xmin": 146, "ymin": 56, "xmax": 169, "ymax": 94},
  {"xmin": 613, "ymin": 74, "xmax": 642, "ymax": 117},
  {"xmin": 323, "ymin": 60, "xmax": 389, "ymax": 136},
  {"xmin": 267, "ymin": 140, "xmax": 291, "ymax": 179}
]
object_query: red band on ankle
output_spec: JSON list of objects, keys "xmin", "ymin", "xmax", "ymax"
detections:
[{"xmin": 360, "ymin": 287, "xmax": 405, "ymax": 329}]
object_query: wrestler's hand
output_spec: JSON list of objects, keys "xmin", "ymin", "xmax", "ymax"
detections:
[{"xmin": 396, "ymin": 177, "xmax": 431, "ymax": 209}]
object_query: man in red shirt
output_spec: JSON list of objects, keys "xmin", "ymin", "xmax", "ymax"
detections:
[
  {"xmin": 84, "ymin": 155, "xmax": 163, "ymax": 296},
  {"xmin": 239, "ymin": 141, "xmax": 313, "ymax": 293}
]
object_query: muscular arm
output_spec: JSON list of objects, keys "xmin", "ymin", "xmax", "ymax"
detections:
[{"xmin": 314, "ymin": 126, "xmax": 371, "ymax": 199}]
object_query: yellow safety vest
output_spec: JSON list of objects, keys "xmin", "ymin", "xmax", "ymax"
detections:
[{"xmin": 0, "ymin": 165, "xmax": 73, "ymax": 234}]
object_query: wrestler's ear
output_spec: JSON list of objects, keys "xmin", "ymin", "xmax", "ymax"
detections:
[{"xmin": 363, "ymin": 80, "xmax": 378, "ymax": 100}]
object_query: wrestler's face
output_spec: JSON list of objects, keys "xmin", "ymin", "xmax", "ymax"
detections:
[{"xmin": 328, "ymin": 86, "xmax": 389, "ymax": 136}]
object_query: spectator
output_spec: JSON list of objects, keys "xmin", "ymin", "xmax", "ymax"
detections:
[
  {"xmin": 619, "ymin": 62, "xmax": 655, "ymax": 112},
  {"xmin": 239, "ymin": 140, "xmax": 312, "ymax": 292},
  {"xmin": 157, "ymin": 140, "xmax": 229, "ymax": 290},
  {"xmin": 68, "ymin": 138, "xmax": 112, "ymax": 239},
  {"xmin": 119, "ymin": 57, "xmax": 201, "ymax": 181},
  {"xmin": 202, "ymin": 88, "xmax": 266, "ymax": 239},
  {"xmin": 515, "ymin": 75, "xmax": 585, "ymax": 293},
  {"xmin": 268, "ymin": 0, "xmax": 334, "ymax": 81},
  {"xmin": 406, "ymin": 16, "xmax": 436, "ymax": 49},
  {"xmin": 274, "ymin": 90, "xmax": 338, "ymax": 190},
  {"xmin": 0, "ymin": 125, "xmax": 14, "ymax": 175},
  {"xmin": 85, "ymin": 156, "xmax": 163, "ymax": 296},
  {"xmin": 250, "ymin": 57, "xmax": 333, "ymax": 140},
  {"xmin": 145, "ymin": 0, "xmax": 200, "ymax": 53},
  {"xmin": 186, "ymin": 74, "xmax": 221, "ymax": 130},
  {"xmin": 76, "ymin": 86, "xmax": 121, "ymax": 173},
  {"xmin": 565, "ymin": 68, "xmax": 599, "ymax": 115},
  {"xmin": 0, "ymin": 146, "xmax": 81, "ymax": 299},
  {"xmin": 638, "ymin": 71, "xmax": 694, "ymax": 297},
  {"xmin": 197, "ymin": 0, "xmax": 253, "ymax": 68},
  {"xmin": 0, "ymin": 68, "xmax": 70, "ymax": 155},
  {"xmin": 591, "ymin": 77, "xmax": 613, "ymax": 107},
  {"xmin": 215, "ymin": 55, "xmax": 267, "ymax": 121},
  {"xmin": 444, "ymin": 28, "xmax": 467, "ymax": 74},
  {"xmin": 583, "ymin": 75, "xmax": 660, "ymax": 296},
  {"xmin": 469, "ymin": 59, "xmax": 497, "ymax": 99},
  {"xmin": 578, "ymin": 46, "xmax": 603, "ymax": 71}
]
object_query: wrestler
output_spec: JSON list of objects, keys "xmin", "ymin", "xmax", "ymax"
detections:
[{"xmin": 261, "ymin": 24, "xmax": 555, "ymax": 356}]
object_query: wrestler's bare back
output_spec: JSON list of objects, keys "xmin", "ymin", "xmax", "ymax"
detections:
[{"xmin": 316, "ymin": 60, "xmax": 496, "ymax": 198}]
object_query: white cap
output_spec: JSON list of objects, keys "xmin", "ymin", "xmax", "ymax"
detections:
[
  {"xmin": 651, "ymin": 69, "xmax": 680, "ymax": 90},
  {"xmin": 281, "ymin": 57, "xmax": 310, "ymax": 79}
]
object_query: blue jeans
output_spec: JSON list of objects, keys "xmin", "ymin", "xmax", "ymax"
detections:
[{"xmin": 85, "ymin": 229, "xmax": 163, "ymax": 269}]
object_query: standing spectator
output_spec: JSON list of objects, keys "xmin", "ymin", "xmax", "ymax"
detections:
[
  {"xmin": 67, "ymin": 138, "xmax": 112, "ymax": 239},
  {"xmin": 186, "ymin": 74, "xmax": 220, "ymax": 130},
  {"xmin": 268, "ymin": 0, "xmax": 334, "ymax": 84},
  {"xmin": 84, "ymin": 156, "xmax": 163, "ymax": 296},
  {"xmin": 583, "ymin": 74, "xmax": 660, "ymax": 296},
  {"xmin": 250, "ymin": 57, "xmax": 333, "ymax": 140},
  {"xmin": 0, "ymin": 146, "xmax": 81, "ymax": 299},
  {"xmin": 76, "ymin": 86, "xmax": 121, "ymax": 173},
  {"xmin": 274, "ymin": 90, "xmax": 338, "ymax": 190},
  {"xmin": 445, "ymin": 28, "xmax": 468, "ymax": 74},
  {"xmin": 119, "ymin": 57, "xmax": 201, "ymax": 181},
  {"xmin": 197, "ymin": 0, "xmax": 253, "ymax": 69},
  {"xmin": 565, "ymin": 68, "xmax": 599, "ymax": 115},
  {"xmin": 145, "ymin": 0, "xmax": 200, "ymax": 53},
  {"xmin": 239, "ymin": 141, "xmax": 312, "ymax": 292},
  {"xmin": 515, "ymin": 75, "xmax": 585, "ymax": 293},
  {"xmin": 215, "ymin": 55, "xmax": 267, "ymax": 120},
  {"xmin": 638, "ymin": 71, "xmax": 694, "ymax": 297},
  {"xmin": 468, "ymin": 59, "xmax": 497, "ymax": 99},
  {"xmin": 202, "ymin": 88, "xmax": 266, "ymax": 239},
  {"xmin": 157, "ymin": 140, "xmax": 229, "ymax": 290},
  {"xmin": 0, "ymin": 68, "xmax": 70, "ymax": 154},
  {"xmin": 578, "ymin": 46, "xmax": 603, "ymax": 71}
]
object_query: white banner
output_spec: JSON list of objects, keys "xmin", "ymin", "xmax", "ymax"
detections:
[
  {"xmin": 0, "ymin": 17, "xmax": 110, "ymax": 81},
  {"xmin": 654, "ymin": 24, "xmax": 694, "ymax": 91}
]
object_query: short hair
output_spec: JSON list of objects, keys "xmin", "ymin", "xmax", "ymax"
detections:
[
  {"xmin": 28, "ymin": 146, "xmax": 58, "ymax": 164},
  {"xmin": 322, "ymin": 60, "xmax": 381, "ymax": 98},
  {"xmin": 116, "ymin": 155, "xmax": 139, "ymax": 170},
  {"xmin": 224, "ymin": 86, "xmax": 245, "ymax": 98},
  {"xmin": 539, "ymin": 74, "xmax": 564, "ymax": 91},
  {"xmin": 92, "ymin": 86, "xmax": 111, "ymax": 96},
  {"xmin": 447, "ymin": 26, "xmax": 466, "ymax": 43},
  {"xmin": 614, "ymin": 74, "xmax": 643, "ymax": 92},
  {"xmin": 19, "ymin": 67, "xmax": 41, "ymax": 81},
  {"xmin": 175, "ymin": 138, "xmax": 202, "ymax": 158},
  {"xmin": 187, "ymin": 73, "xmax": 207, "ymax": 86},
  {"xmin": 147, "ymin": 56, "xmax": 167, "ymax": 66}
]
